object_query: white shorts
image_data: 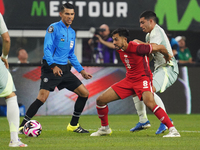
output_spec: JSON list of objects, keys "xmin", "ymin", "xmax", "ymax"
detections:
[
  {"xmin": 0, "ymin": 60, "xmax": 16, "ymax": 97},
  {"xmin": 153, "ymin": 65, "xmax": 178, "ymax": 93}
]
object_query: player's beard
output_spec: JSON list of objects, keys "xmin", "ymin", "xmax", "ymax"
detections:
[
  {"xmin": 118, "ymin": 44, "xmax": 124, "ymax": 50},
  {"xmin": 114, "ymin": 45, "xmax": 122, "ymax": 50},
  {"xmin": 114, "ymin": 43, "xmax": 124, "ymax": 50}
]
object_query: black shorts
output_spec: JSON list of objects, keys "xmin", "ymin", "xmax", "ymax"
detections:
[{"xmin": 40, "ymin": 60, "xmax": 82, "ymax": 92}]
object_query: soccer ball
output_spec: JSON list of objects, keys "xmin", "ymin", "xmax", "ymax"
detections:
[{"xmin": 23, "ymin": 120, "xmax": 42, "ymax": 137}]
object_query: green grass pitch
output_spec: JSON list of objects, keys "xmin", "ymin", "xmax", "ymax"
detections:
[{"xmin": 0, "ymin": 114, "xmax": 200, "ymax": 150}]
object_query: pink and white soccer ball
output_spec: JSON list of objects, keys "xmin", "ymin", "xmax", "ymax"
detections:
[{"xmin": 23, "ymin": 120, "xmax": 42, "ymax": 137}]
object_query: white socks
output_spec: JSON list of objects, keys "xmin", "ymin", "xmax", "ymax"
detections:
[
  {"xmin": 133, "ymin": 93, "xmax": 166, "ymax": 123},
  {"xmin": 154, "ymin": 93, "xmax": 166, "ymax": 112},
  {"xmin": 133, "ymin": 96, "xmax": 148, "ymax": 123},
  {"xmin": 5, "ymin": 96, "xmax": 19, "ymax": 142}
]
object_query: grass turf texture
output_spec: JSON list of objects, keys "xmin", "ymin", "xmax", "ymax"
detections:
[{"xmin": 0, "ymin": 114, "xmax": 200, "ymax": 150}]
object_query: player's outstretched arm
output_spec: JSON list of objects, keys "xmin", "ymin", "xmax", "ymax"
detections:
[
  {"xmin": 150, "ymin": 43, "xmax": 172, "ymax": 63},
  {"xmin": 136, "ymin": 43, "xmax": 171, "ymax": 63}
]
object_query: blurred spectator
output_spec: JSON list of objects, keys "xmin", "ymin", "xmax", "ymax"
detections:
[
  {"xmin": 175, "ymin": 36, "xmax": 195, "ymax": 64},
  {"xmin": 88, "ymin": 24, "xmax": 118, "ymax": 64},
  {"xmin": 167, "ymin": 33, "xmax": 179, "ymax": 60},
  {"xmin": 17, "ymin": 48, "xmax": 29, "ymax": 63}
]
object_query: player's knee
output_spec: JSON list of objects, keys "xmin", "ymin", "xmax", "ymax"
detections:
[
  {"xmin": 37, "ymin": 92, "xmax": 48, "ymax": 102},
  {"xmin": 96, "ymin": 99, "xmax": 102, "ymax": 106},
  {"xmin": 78, "ymin": 89, "xmax": 89, "ymax": 98},
  {"xmin": 37, "ymin": 97, "xmax": 47, "ymax": 103},
  {"xmin": 74, "ymin": 84, "xmax": 89, "ymax": 97},
  {"xmin": 96, "ymin": 96, "xmax": 106, "ymax": 106},
  {"xmin": 84, "ymin": 89, "xmax": 89, "ymax": 97}
]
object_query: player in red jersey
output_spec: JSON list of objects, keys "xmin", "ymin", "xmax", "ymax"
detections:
[{"xmin": 90, "ymin": 28, "xmax": 180, "ymax": 137}]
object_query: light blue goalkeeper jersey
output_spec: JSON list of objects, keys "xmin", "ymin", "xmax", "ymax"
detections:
[{"xmin": 43, "ymin": 20, "xmax": 83, "ymax": 72}]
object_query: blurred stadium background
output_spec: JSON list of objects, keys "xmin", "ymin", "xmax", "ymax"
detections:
[{"xmin": 0, "ymin": 0, "xmax": 200, "ymax": 115}]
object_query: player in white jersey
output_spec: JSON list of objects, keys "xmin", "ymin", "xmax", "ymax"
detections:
[
  {"xmin": 130, "ymin": 11, "xmax": 179, "ymax": 136},
  {"xmin": 0, "ymin": 13, "xmax": 27, "ymax": 147}
]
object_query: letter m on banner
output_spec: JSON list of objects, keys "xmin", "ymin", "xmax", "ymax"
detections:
[
  {"xmin": 31, "ymin": 1, "xmax": 47, "ymax": 16},
  {"xmin": 0, "ymin": 0, "xmax": 5, "ymax": 15}
]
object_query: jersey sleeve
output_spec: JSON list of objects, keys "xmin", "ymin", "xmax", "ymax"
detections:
[
  {"xmin": 136, "ymin": 44, "xmax": 152, "ymax": 55},
  {"xmin": 68, "ymin": 33, "xmax": 84, "ymax": 72},
  {"xmin": 43, "ymin": 25, "xmax": 56, "ymax": 66}
]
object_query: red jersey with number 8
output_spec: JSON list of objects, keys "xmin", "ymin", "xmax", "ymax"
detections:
[{"xmin": 111, "ymin": 41, "xmax": 153, "ymax": 100}]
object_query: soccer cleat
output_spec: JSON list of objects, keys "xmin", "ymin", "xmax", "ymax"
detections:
[
  {"xmin": 163, "ymin": 127, "xmax": 181, "ymax": 137},
  {"xmin": 9, "ymin": 139, "xmax": 28, "ymax": 147},
  {"xmin": 18, "ymin": 126, "xmax": 24, "ymax": 134},
  {"xmin": 156, "ymin": 118, "xmax": 173, "ymax": 134},
  {"xmin": 90, "ymin": 126, "xmax": 112, "ymax": 136},
  {"xmin": 155, "ymin": 123, "xmax": 167, "ymax": 134},
  {"xmin": 67, "ymin": 123, "xmax": 89, "ymax": 133},
  {"xmin": 130, "ymin": 120, "xmax": 151, "ymax": 132}
]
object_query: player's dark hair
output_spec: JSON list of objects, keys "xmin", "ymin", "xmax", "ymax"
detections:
[
  {"xmin": 60, "ymin": 2, "xmax": 75, "ymax": 12},
  {"xmin": 155, "ymin": 17, "xmax": 159, "ymax": 24},
  {"xmin": 140, "ymin": 10, "xmax": 157, "ymax": 23},
  {"xmin": 111, "ymin": 28, "xmax": 130, "ymax": 43}
]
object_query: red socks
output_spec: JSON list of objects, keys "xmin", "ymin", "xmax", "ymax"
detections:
[
  {"xmin": 96, "ymin": 105, "xmax": 109, "ymax": 126},
  {"xmin": 153, "ymin": 105, "xmax": 174, "ymax": 129},
  {"xmin": 96, "ymin": 104, "xmax": 173, "ymax": 129}
]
